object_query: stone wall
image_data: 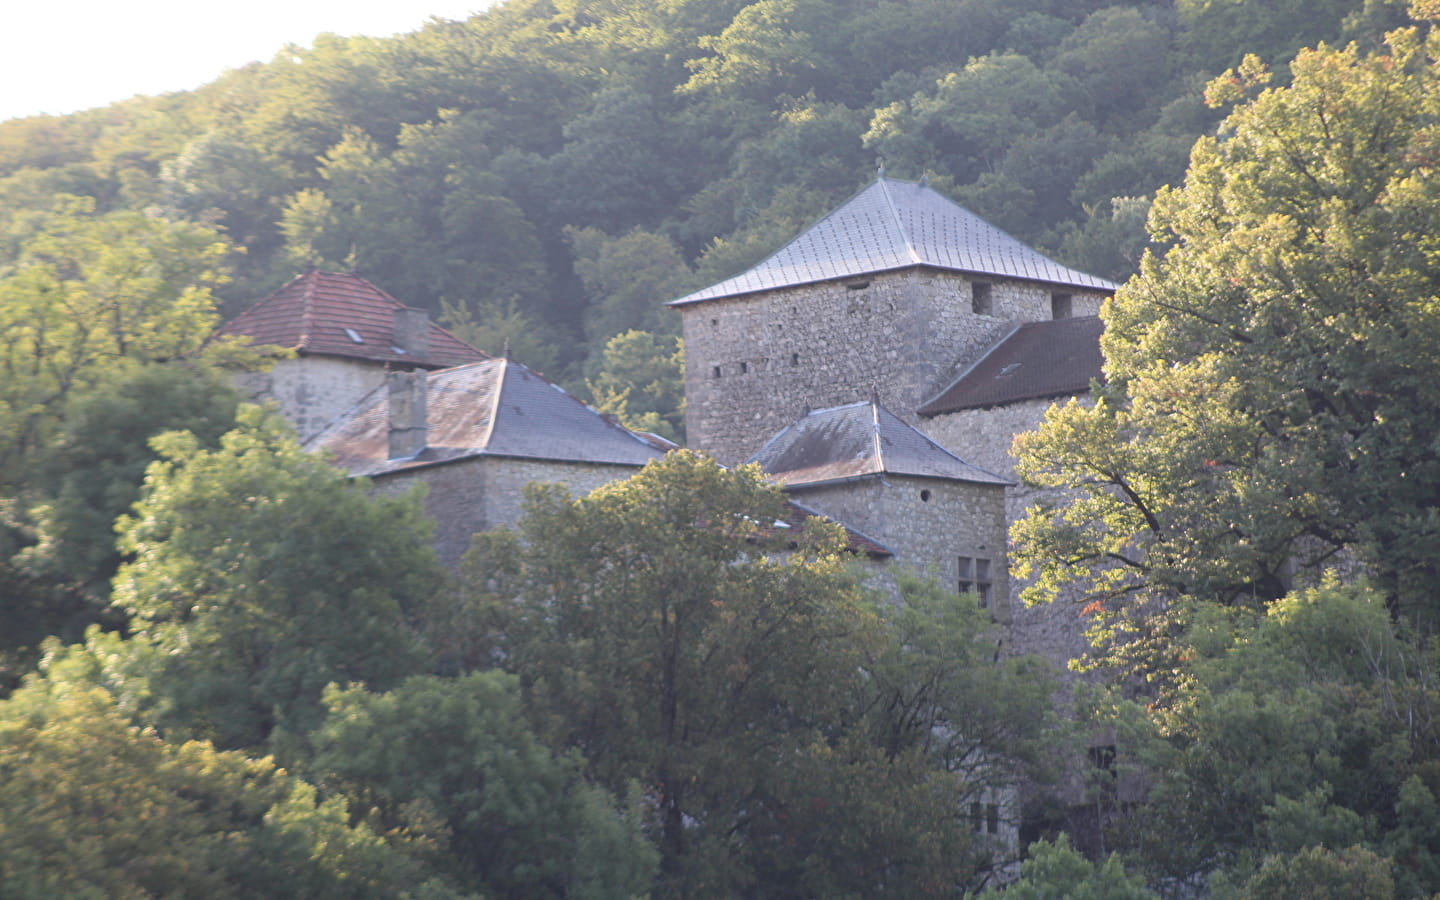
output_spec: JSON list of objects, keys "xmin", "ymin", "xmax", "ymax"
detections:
[
  {"xmin": 922, "ymin": 396, "xmax": 1097, "ymax": 674},
  {"xmin": 372, "ymin": 456, "xmax": 644, "ymax": 567},
  {"xmin": 790, "ymin": 475, "xmax": 1010, "ymax": 623},
  {"xmin": 236, "ymin": 355, "xmax": 388, "ymax": 442},
  {"xmin": 681, "ymin": 267, "xmax": 1106, "ymax": 466}
]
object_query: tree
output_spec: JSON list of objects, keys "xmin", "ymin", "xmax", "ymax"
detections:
[
  {"xmin": 309, "ymin": 672, "xmax": 657, "ymax": 899},
  {"xmin": 979, "ymin": 834, "xmax": 1157, "ymax": 900},
  {"xmin": 0, "ymin": 196, "xmax": 233, "ymax": 486},
  {"xmin": 0, "ymin": 657, "xmax": 460, "ymax": 899},
  {"xmin": 111, "ymin": 406, "xmax": 442, "ymax": 749},
  {"xmin": 1093, "ymin": 584, "xmax": 1440, "ymax": 892},
  {"xmin": 1013, "ymin": 29, "xmax": 1440, "ymax": 651},
  {"xmin": 16, "ymin": 360, "xmax": 241, "ymax": 597},
  {"xmin": 585, "ymin": 330, "xmax": 685, "ymax": 441},
  {"xmin": 457, "ymin": 451, "xmax": 1058, "ymax": 897}
]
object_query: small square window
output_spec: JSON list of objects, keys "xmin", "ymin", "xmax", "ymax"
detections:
[
  {"xmin": 711, "ymin": 365, "xmax": 721, "ymax": 379},
  {"xmin": 971, "ymin": 282, "xmax": 992, "ymax": 315},
  {"xmin": 1051, "ymin": 292, "xmax": 1072, "ymax": 319}
]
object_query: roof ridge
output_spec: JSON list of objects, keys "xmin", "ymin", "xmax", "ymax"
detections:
[
  {"xmin": 869, "ymin": 393, "xmax": 886, "ymax": 472},
  {"xmin": 476, "ymin": 357, "xmax": 505, "ymax": 450},
  {"xmin": 877, "ymin": 177, "xmax": 921, "ymax": 265}
]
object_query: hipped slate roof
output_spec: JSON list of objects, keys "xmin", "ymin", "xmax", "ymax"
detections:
[
  {"xmin": 308, "ymin": 358, "xmax": 668, "ymax": 477},
  {"xmin": 749, "ymin": 398, "xmax": 1009, "ymax": 488},
  {"xmin": 217, "ymin": 270, "xmax": 484, "ymax": 368},
  {"xmin": 670, "ymin": 177, "xmax": 1117, "ymax": 306},
  {"xmin": 918, "ymin": 316, "xmax": 1105, "ymax": 415}
]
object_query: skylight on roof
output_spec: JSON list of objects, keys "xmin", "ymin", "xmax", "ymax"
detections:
[{"xmin": 344, "ymin": 327, "xmax": 365, "ymax": 344}]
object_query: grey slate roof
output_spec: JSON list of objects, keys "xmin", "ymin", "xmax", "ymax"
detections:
[
  {"xmin": 308, "ymin": 358, "xmax": 669, "ymax": 477},
  {"xmin": 670, "ymin": 177, "xmax": 1117, "ymax": 306},
  {"xmin": 918, "ymin": 316, "xmax": 1105, "ymax": 415},
  {"xmin": 748, "ymin": 398, "xmax": 1010, "ymax": 488}
]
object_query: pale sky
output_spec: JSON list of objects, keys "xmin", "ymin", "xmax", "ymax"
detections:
[{"xmin": 1, "ymin": 0, "xmax": 499, "ymax": 123}]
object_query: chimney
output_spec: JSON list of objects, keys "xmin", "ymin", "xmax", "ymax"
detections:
[
  {"xmin": 392, "ymin": 307, "xmax": 431, "ymax": 358},
  {"xmin": 387, "ymin": 370, "xmax": 428, "ymax": 459}
]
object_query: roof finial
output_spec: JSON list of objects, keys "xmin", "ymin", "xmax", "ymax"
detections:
[
  {"xmin": 871, "ymin": 386, "xmax": 881, "ymax": 408},
  {"xmin": 502, "ymin": 337, "xmax": 511, "ymax": 360},
  {"xmin": 920, "ymin": 172, "xmax": 930, "ymax": 188},
  {"xmin": 876, "ymin": 155, "xmax": 885, "ymax": 179}
]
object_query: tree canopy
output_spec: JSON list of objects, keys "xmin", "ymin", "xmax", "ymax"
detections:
[
  {"xmin": 1013, "ymin": 27, "xmax": 1440, "ymax": 665},
  {"xmin": 457, "ymin": 451, "xmax": 1058, "ymax": 897}
]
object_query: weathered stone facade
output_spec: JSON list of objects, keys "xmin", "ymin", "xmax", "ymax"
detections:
[
  {"xmin": 921, "ymin": 397, "xmax": 1096, "ymax": 668},
  {"xmin": 370, "ymin": 456, "xmax": 643, "ymax": 568},
  {"xmin": 682, "ymin": 267, "xmax": 1104, "ymax": 467},
  {"xmin": 789, "ymin": 475, "xmax": 1011, "ymax": 622},
  {"xmin": 236, "ymin": 356, "xmax": 389, "ymax": 443}
]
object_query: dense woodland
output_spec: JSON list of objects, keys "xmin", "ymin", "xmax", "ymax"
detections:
[{"xmin": 4, "ymin": 0, "xmax": 1440, "ymax": 896}]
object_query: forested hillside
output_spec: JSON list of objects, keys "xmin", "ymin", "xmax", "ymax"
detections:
[
  {"xmin": 0, "ymin": 0, "xmax": 1409, "ymax": 389},
  {"xmin": 5, "ymin": 0, "xmax": 1440, "ymax": 896}
]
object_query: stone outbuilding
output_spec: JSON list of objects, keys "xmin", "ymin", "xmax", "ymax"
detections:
[
  {"xmin": 218, "ymin": 270, "xmax": 484, "ymax": 441},
  {"xmin": 748, "ymin": 396, "xmax": 1011, "ymax": 618},
  {"xmin": 307, "ymin": 357, "xmax": 672, "ymax": 566}
]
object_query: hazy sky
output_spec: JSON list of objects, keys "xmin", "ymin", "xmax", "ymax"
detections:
[{"xmin": 1, "ymin": 0, "xmax": 496, "ymax": 122}]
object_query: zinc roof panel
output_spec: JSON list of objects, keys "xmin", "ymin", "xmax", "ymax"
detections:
[
  {"xmin": 749, "ymin": 399, "xmax": 1009, "ymax": 487},
  {"xmin": 670, "ymin": 178, "xmax": 1116, "ymax": 306}
]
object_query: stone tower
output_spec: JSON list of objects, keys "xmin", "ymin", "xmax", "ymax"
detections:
[{"xmin": 669, "ymin": 176, "xmax": 1115, "ymax": 468}]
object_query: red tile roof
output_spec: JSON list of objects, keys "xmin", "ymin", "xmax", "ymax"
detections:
[
  {"xmin": 918, "ymin": 316, "xmax": 1105, "ymax": 415},
  {"xmin": 217, "ymin": 270, "xmax": 484, "ymax": 368}
]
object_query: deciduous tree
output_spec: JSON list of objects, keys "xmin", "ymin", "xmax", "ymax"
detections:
[{"xmin": 1014, "ymin": 30, "xmax": 1440, "ymax": 648}]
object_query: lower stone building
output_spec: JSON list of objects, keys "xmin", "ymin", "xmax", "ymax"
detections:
[
  {"xmin": 748, "ymin": 396, "xmax": 1011, "ymax": 617},
  {"xmin": 306, "ymin": 357, "xmax": 672, "ymax": 567}
]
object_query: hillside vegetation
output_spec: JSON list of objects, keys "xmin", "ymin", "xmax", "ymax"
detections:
[{"xmin": 5, "ymin": 1, "xmax": 1440, "ymax": 897}]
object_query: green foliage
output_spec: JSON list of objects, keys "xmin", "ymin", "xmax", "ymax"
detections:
[
  {"xmin": 111, "ymin": 406, "xmax": 441, "ymax": 748},
  {"xmin": 1014, "ymin": 30, "xmax": 1440, "ymax": 648},
  {"xmin": 1095, "ymin": 584, "xmax": 1440, "ymax": 892},
  {"xmin": 0, "ymin": 197, "xmax": 232, "ymax": 485},
  {"xmin": 585, "ymin": 329, "xmax": 685, "ymax": 442},
  {"xmin": 1, "ymin": 0, "xmax": 1394, "ymax": 377},
  {"xmin": 16, "ymin": 360, "xmax": 241, "ymax": 596},
  {"xmin": 1217, "ymin": 845, "xmax": 1395, "ymax": 900},
  {"xmin": 0, "ymin": 670, "xmax": 456, "ymax": 899},
  {"xmin": 567, "ymin": 225, "xmax": 691, "ymax": 345},
  {"xmin": 982, "ymin": 834, "xmax": 1157, "ymax": 900},
  {"xmin": 310, "ymin": 672, "xmax": 658, "ymax": 899},
  {"xmin": 458, "ymin": 451, "xmax": 1057, "ymax": 896}
]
